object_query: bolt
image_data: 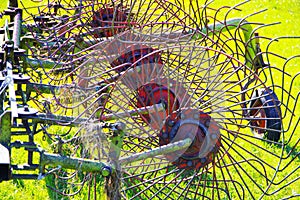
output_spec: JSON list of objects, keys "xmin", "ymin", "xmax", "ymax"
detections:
[
  {"xmin": 101, "ymin": 166, "xmax": 111, "ymax": 177},
  {"xmin": 200, "ymin": 157, "xmax": 207, "ymax": 163},
  {"xmin": 145, "ymin": 85, "xmax": 152, "ymax": 93},
  {"xmin": 187, "ymin": 160, "xmax": 193, "ymax": 167},
  {"xmin": 211, "ymin": 134, "xmax": 217, "ymax": 140},
  {"xmin": 24, "ymin": 105, "xmax": 29, "ymax": 112}
]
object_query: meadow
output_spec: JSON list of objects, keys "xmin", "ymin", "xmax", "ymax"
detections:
[{"xmin": 0, "ymin": 0, "xmax": 299, "ymax": 199}]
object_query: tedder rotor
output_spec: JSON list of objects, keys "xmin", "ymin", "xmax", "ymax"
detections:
[{"xmin": 0, "ymin": 0, "xmax": 299, "ymax": 199}]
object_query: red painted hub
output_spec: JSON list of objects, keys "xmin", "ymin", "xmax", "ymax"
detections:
[
  {"xmin": 91, "ymin": 7, "xmax": 129, "ymax": 37},
  {"xmin": 159, "ymin": 109, "xmax": 221, "ymax": 170},
  {"xmin": 110, "ymin": 45, "xmax": 163, "ymax": 90},
  {"xmin": 111, "ymin": 45, "xmax": 163, "ymax": 73},
  {"xmin": 137, "ymin": 83, "xmax": 179, "ymax": 128}
]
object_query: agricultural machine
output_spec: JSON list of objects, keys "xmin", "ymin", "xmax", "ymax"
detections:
[{"xmin": 0, "ymin": 0, "xmax": 299, "ymax": 199}]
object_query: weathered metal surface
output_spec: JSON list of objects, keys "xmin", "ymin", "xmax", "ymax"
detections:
[
  {"xmin": 0, "ymin": 0, "xmax": 298, "ymax": 199},
  {"xmin": 40, "ymin": 152, "xmax": 112, "ymax": 175},
  {"xmin": 25, "ymin": 58, "xmax": 64, "ymax": 69},
  {"xmin": 12, "ymin": 9, "xmax": 21, "ymax": 49},
  {"xmin": 101, "ymin": 103, "xmax": 165, "ymax": 121},
  {"xmin": 4, "ymin": 20, "xmax": 10, "ymax": 41},
  {"xmin": 6, "ymin": 61, "xmax": 18, "ymax": 119},
  {"xmin": 119, "ymin": 138, "xmax": 193, "ymax": 165},
  {"xmin": 30, "ymin": 113, "xmax": 87, "ymax": 126}
]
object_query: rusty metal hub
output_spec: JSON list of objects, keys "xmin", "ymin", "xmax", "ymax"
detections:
[
  {"xmin": 111, "ymin": 45, "xmax": 162, "ymax": 73},
  {"xmin": 137, "ymin": 83, "xmax": 179, "ymax": 126},
  {"xmin": 91, "ymin": 7, "xmax": 129, "ymax": 37},
  {"xmin": 159, "ymin": 109, "xmax": 221, "ymax": 170}
]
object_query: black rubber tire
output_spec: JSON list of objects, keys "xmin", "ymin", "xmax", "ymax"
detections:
[{"xmin": 249, "ymin": 88, "xmax": 282, "ymax": 142}]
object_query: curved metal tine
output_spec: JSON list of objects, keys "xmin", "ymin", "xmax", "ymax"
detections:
[
  {"xmin": 101, "ymin": 42, "xmax": 272, "ymax": 199},
  {"xmin": 99, "ymin": 2, "xmax": 298, "ymax": 200},
  {"xmin": 6, "ymin": 0, "xmax": 298, "ymax": 199},
  {"xmin": 249, "ymin": 36, "xmax": 300, "ymax": 197},
  {"xmin": 263, "ymin": 37, "xmax": 300, "ymax": 141}
]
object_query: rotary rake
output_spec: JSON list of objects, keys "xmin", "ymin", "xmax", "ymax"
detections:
[{"xmin": 0, "ymin": 0, "xmax": 299, "ymax": 199}]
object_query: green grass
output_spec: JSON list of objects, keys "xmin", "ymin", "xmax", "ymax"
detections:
[{"xmin": 0, "ymin": 0, "xmax": 299, "ymax": 199}]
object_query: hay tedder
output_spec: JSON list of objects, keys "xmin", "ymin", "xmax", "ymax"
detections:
[{"xmin": 0, "ymin": 0, "xmax": 299, "ymax": 199}]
